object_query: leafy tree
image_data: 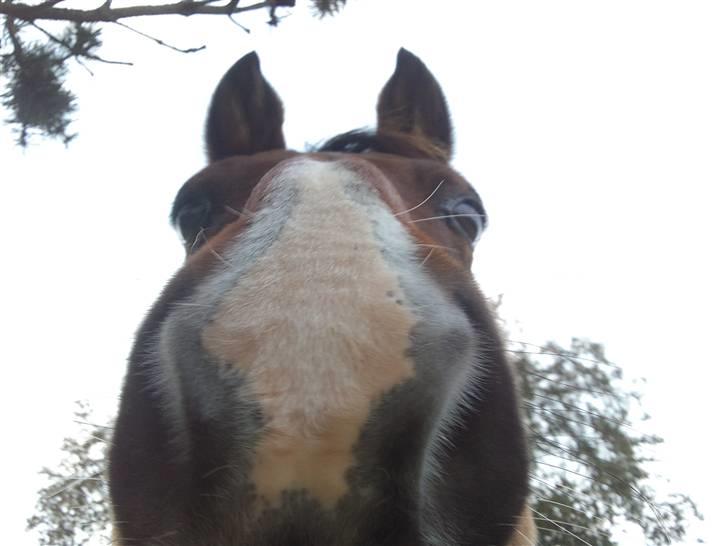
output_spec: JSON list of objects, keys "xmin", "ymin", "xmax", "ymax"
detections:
[
  {"xmin": 511, "ymin": 338, "xmax": 701, "ymax": 545},
  {"xmin": 0, "ymin": 0, "xmax": 347, "ymax": 145},
  {"xmin": 27, "ymin": 401, "xmax": 112, "ymax": 546},
  {"xmin": 27, "ymin": 340, "xmax": 700, "ymax": 545}
]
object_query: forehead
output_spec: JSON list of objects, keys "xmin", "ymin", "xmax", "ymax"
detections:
[{"xmin": 173, "ymin": 149, "xmax": 477, "ymax": 213}]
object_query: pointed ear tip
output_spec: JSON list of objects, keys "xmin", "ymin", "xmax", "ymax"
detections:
[
  {"xmin": 236, "ymin": 51, "xmax": 261, "ymax": 71},
  {"xmin": 396, "ymin": 48, "xmax": 413, "ymax": 60},
  {"xmin": 395, "ymin": 48, "xmax": 425, "ymax": 69}
]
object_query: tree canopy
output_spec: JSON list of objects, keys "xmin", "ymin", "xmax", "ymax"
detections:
[
  {"xmin": 27, "ymin": 339, "xmax": 701, "ymax": 546},
  {"xmin": 26, "ymin": 402, "xmax": 111, "ymax": 546},
  {"xmin": 0, "ymin": 0, "xmax": 347, "ymax": 145},
  {"xmin": 512, "ymin": 339, "xmax": 700, "ymax": 545}
]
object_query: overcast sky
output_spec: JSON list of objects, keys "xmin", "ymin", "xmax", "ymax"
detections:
[{"xmin": 2, "ymin": 1, "xmax": 726, "ymax": 544}]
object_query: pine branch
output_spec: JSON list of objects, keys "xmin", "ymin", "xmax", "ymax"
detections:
[
  {"xmin": 0, "ymin": 0, "xmax": 345, "ymax": 145},
  {"xmin": 29, "ymin": 21, "xmax": 132, "ymax": 65}
]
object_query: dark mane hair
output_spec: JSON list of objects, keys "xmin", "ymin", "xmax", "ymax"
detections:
[{"xmin": 316, "ymin": 129, "xmax": 450, "ymax": 161}]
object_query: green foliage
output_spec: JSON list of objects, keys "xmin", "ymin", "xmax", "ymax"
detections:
[
  {"xmin": 27, "ymin": 341, "xmax": 700, "ymax": 545},
  {"xmin": 514, "ymin": 339, "xmax": 701, "ymax": 545},
  {"xmin": 1, "ymin": 20, "xmax": 102, "ymax": 145},
  {"xmin": 1, "ymin": 40, "xmax": 74, "ymax": 146},
  {"xmin": 0, "ymin": 1, "xmax": 348, "ymax": 146},
  {"xmin": 312, "ymin": 0, "xmax": 348, "ymax": 16},
  {"xmin": 26, "ymin": 402, "xmax": 111, "ymax": 546}
]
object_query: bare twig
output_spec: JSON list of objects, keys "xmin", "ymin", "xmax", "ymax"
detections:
[
  {"xmin": 114, "ymin": 20, "xmax": 205, "ymax": 53},
  {"xmin": 227, "ymin": 13, "xmax": 250, "ymax": 33}
]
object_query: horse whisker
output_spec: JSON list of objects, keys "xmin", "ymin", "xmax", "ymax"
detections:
[
  {"xmin": 192, "ymin": 227, "xmax": 206, "ymax": 250},
  {"xmin": 502, "ymin": 516, "xmax": 609, "ymax": 537},
  {"xmin": 409, "ymin": 212, "xmax": 485, "ymax": 224},
  {"xmin": 497, "ymin": 523, "xmax": 538, "ymax": 546},
  {"xmin": 519, "ymin": 370, "xmax": 617, "ymax": 398},
  {"xmin": 225, "ymin": 205, "xmax": 253, "ymax": 219},
  {"xmin": 507, "ymin": 345, "xmax": 622, "ymax": 370},
  {"xmin": 171, "ymin": 301, "xmax": 215, "ymax": 309},
  {"xmin": 47, "ymin": 476, "xmax": 103, "ymax": 498},
  {"xmin": 534, "ymin": 453, "xmax": 667, "ymax": 533},
  {"xmin": 72, "ymin": 419, "xmax": 114, "ymax": 429},
  {"xmin": 498, "ymin": 520, "xmax": 601, "ymax": 543},
  {"xmin": 416, "ymin": 243, "xmax": 456, "ymax": 252},
  {"xmin": 535, "ymin": 450, "xmax": 667, "ymax": 533},
  {"xmin": 198, "ymin": 230, "xmax": 232, "ymax": 268},
  {"xmin": 419, "ymin": 248, "xmax": 435, "ymax": 268},
  {"xmin": 525, "ymin": 402, "xmax": 634, "ymax": 431},
  {"xmin": 209, "ymin": 247, "xmax": 232, "ymax": 267},
  {"xmin": 532, "ymin": 498, "xmax": 612, "ymax": 535},
  {"xmin": 512, "ymin": 526, "xmax": 538, "ymax": 546},
  {"xmin": 201, "ymin": 464, "xmax": 236, "ymax": 479},
  {"xmin": 394, "ymin": 179, "xmax": 446, "ymax": 217},
  {"xmin": 529, "ymin": 473, "xmax": 589, "ymax": 500},
  {"xmin": 50, "ymin": 474, "xmax": 103, "ymax": 483},
  {"xmin": 530, "ymin": 506, "xmax": 595, "ymax": 546},
  {"xmin": 529, "ymin": 392, "xmax": 635, "ymax": 428}
]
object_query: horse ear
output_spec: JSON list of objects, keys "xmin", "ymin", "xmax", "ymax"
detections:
[
  {"xmin": 205, "ymin": 51, "xmax": 285, "ymax": 162},
  {"xmin": 377, "ymin": 48, "xmax": 453, "ymax": 161}
]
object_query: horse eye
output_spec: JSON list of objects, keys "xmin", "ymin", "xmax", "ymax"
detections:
[
  {"xmin": 175, "ymin": 199, "xmax": 212, "ymax": 246},
  {"xmin": 443, "ymin": 198, "xmax": 488, "ymax": 244}
]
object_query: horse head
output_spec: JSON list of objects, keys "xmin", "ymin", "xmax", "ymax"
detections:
[{"xmin": 109, "ymin": 48, "xmax": 535, "ymax": 546}]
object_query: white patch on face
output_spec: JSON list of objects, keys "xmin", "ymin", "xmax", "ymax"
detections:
[
  {"xmin": 154, "ymin": 158, "xmax": 477, "ymax": 513},
  {"xmin": 150, "ymin": 158, "xmax": 500, "ymax": 542},
  {"xmin": 199, "ymin": 159, "xmax": 423, "ymax": 505}
]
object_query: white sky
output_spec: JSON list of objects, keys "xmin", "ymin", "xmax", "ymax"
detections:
[{"xmin": 2, "ymin": 1, "xmax": 726, "ymax": 544}]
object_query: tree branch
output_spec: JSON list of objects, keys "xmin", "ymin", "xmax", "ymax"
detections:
[
  {"xmin": 29, "ymin": 21, "xmax": 133, "ymax": 65},
  {"xmin": 0, "ymin": 0, "xmax": 292, "ymax": 23},
  {"xmin": 115, "ymin": 20, "xmax": 205, "ymax": 54},
  {"xmin": 0, "ymin": 0, "xmax": 306, "ymax": 146},
  {"xmin": 227, "ymin": 13, "xmax": 251, "ymax": 33},
  {"xmin": 3, "ymin": 9, "xmax": 24, "ymax": 57}
]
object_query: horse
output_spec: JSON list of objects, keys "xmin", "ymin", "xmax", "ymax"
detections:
[{"xmin": 108, "ymin": 48, "xmax": 536, "ymax": 546}]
